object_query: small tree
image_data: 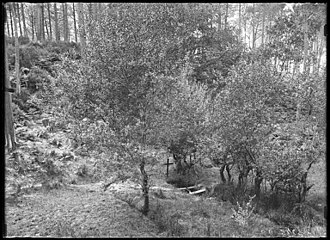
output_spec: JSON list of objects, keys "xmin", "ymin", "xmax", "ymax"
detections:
[{"xmin": 5, "ymin": 37, "xmax": 16, "ymax": 151}]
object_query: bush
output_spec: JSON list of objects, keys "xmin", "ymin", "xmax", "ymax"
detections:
[
  {"xmin": 26, "ymin": 66, "xmax": 52, "ymax": 93},
  {"xmin": 8, "ymin": 44, "xmax": 50, "ymax": 70},
  {"xmin": 12, "ymin": 88, "xmax": 31, "ymax": 112},
  {"xmin": 19, "ymin": 46, "xmax": 41, "ymax": 68},
  {"xmin": 148, "ymin": 201, "xmax": 187, "ymax": 236},
  {"xmin": 231, "ymin": 195, "xmax": 256, "ymax": 226},
  {"xmin": 18, "ymin": 36, "xmax": 31, "ymax": 45}
]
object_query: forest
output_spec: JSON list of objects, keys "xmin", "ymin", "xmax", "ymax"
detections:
[{"xmin": 4, "ymin": 2, "xmax": 327, "ymax": 237}]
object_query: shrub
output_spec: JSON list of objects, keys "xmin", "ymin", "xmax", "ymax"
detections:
[
  {"xmin": 12, "ymin": 88, "xmax": 31, "ymax": 112},
  {"xmin": 231, "ymin": 195, "xmax": 256, "ymax": 226},
  {"xmin": 148, "ymin": 201, "xmax": 187, "ymax": 236},
  {"xmin": 26, "ymin": 66, "xmax": 51, "ymax": 93},
  {"xmin": 18, "ymin": 36, "xmax": 31, "ymax": 45},
  {"xmin": 19, "ymin": 45, "xmax": 47, "ymax": 69}
]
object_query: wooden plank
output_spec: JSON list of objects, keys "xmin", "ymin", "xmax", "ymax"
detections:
[
  {"xmin": 150, "ymin": 186, "xmax": 173, "ymax": 191},
  {"xmin": 189, "ymin": 188, "xmax": 206, "ymax": 195},
  {"xmin": 177, "ymin": 186, "xmax": 198, "ymax": 190}
]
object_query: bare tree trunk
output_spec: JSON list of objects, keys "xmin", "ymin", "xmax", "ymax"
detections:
[
  {"xmin": 251, "ymin": 3, "xmax": 256, "ymax": 49},
  {"xmin": 31, "ymin": 13, "xmax": 35, "ymax": 41},
  {"xmin": 88, "ymin": 3, "xmax": 93, "ymax": 20},
  {"xmin": 140, "ymin": 159, "xmax": 149, "ymax": 215},
  {"xmin": 35, "ymin": 3, "xmax": 43, "ymax": 41},
  {"xmin": 47, "ymin": 3, "xmax": 52, "ymax": 41},
  {"xmin": 66, "ymin": 3, "xmax": 70, "ymax": 41},
  {"xmin": 261, "ymin": 4, "xmax": 265, "ymax": 47},
  {"xmin": 220, "ymin": 164, "xmax": 227, "ymax": 183},
  {"xmin": 238, "ymin": 3, "xmax": 241, "ymax": 41},
  {"xmin": 140, "ymin": 124, "xmax": 150, "ymax": 216},
  {"xmin": 63, "ymin": 3, "xmax": 69, "ymax": 41},
  {"xmin": 5, "ymin": 39, "xmax": 16, "ymax": 151},
  {"xmin": 41, "ymin": 3, "xmax": 45, "ymax": 41},
  {"xmin": 6, "ymin": 12, "xmax": 11, "ymax": 37},
  {"xmin": 73, "ymin": 3, "xmax": 78, "ymax": 42},
  {"xmin": 15, "ymin": 3, "xmax": 23, "ymax": 37},
  {"xmin": 87, "ymin": 3, "xmax": 94, "ymax": 40},
  {"xmin": 254, "ymin": 168, "xmax": 263, "ymax": 201},
  {"xmin": 225, "ymin": 165, "xmax": 232, "ymax": 182},
  {"xmin": 36, "ymin": 4, "xmax": 41, "ymax": 41},
  {"xmin": 244, "ymin": 13, "xmax": 247, "ymax": 46},
  {"xmin": 224, "ymin": 3, "xmax": 228, "ymax": 30},
  {"xmin": 12, "ymin": 3, "xmax": 21, "ymax": 94},
  {"xmin": 54, "ymin": 3, "xmax": 60, "ymax": 41},
  {"xmin": 93, "ymin": 2, "xmax": 98, "ymax": 23},
  {"xmin": 9, "ymin": 3, "xmax": 14, "ymax": 39},
  {"xmin": 217, "ymin": 3, "xmax": 221, "ymax": 31},
  {"xmin": 77, "ymin": 3, "xmax": 86, "ymax": 56},
  {"xmin": 268, "ymin": 10, "xmax": 272, "ymax": 45},
  {"xmin": 21, "ymin": 3, "xmax": 27, "ymax": 37},
  {"xmin": 238, "ymin": 169, "xmax": 248, "ymax": 190},
  {"xmin": 45, "ymin": 14, "xmax": 49, "ymax": 40},
  {"xmin": 98, "ymin": 3, "xmax": 102, "ymax": 16}
]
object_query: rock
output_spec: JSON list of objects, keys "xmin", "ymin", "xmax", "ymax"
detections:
[
  {"xmin": 41, "ymin": 118, "xmax": 50, "ymax": 127},
  {"xmin": 135, "ymin": 198, "xmax": 145, "ymax": 211}
]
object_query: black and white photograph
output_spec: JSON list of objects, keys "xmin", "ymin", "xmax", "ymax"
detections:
[{"xmin": 3, "ymin": 2, "xmax": 327, "ymax": 237}]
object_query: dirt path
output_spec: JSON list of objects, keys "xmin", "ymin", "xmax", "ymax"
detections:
[{"xmin": 5, "ymin": 184, "xmax": 161, "ymax": 237}]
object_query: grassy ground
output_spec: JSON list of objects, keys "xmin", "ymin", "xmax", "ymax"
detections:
[
  {"xmin": 5, "ymin": 158, "xmax": 326, "ymax": 237},
  {"xmin": 5, "ymin": 185, "xmax": 160, "ymax": 237},
  {"xmin": 5, "ymin": 128, "xmax": 326, "ymax": 237}
]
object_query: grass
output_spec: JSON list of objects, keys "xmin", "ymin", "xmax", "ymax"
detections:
[
  {"xmin": 144, "ymin": 157, "xmax": 327, "ymax": 237},
  {"xmin": 6, "ymin": 144, "xmax": 326, "ymax": 237}
]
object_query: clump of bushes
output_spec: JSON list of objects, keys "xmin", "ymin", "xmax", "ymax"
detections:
[
  {"xmin": 148, "ymin": 201, "xmax": 187, "ymax": 236},
  {"xmin": 26, "ymin": 66, "xmax": 52, "ymax": 93},
  {"xmin": 6, "ymin": 36, "xmax": 30, "ymax": 46}
]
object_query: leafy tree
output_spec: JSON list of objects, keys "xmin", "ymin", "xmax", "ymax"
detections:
[
  {"xmin": 151, "ymin": 68, "xmax": 212, "ymax": 174},
  {"xmin": 208, "ymin": 55, "xmax": 325, "ymax": 205},
  {"xmin": 56, "ymin": 3, "xmax": 187, "ymax": 214}
]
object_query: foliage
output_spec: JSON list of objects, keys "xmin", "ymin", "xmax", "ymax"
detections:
[
  {"xmin": 5, "ymin": 3, "xmax": 326, "ymax": 236},
  {"xmin": 200, "ymin": 61, "xmax": 279, "ymax": 178},
  {"xmin": 260, "ymin": 120, "xmax": 324, "ymax": 201},
  {"xmin": 266, "ymin": 3, "xmax": 326, "ymax": 74},
  {"xmin": 151, "ymin": 70, "xmax": 211, "ymax": 147},
  {"xmin": 24, "ymin": 66, "xmax": 52, "ymax": 93},
  {"xmin": 197, "ymin": 56, "xmax": 325, "ymax": 208}
]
